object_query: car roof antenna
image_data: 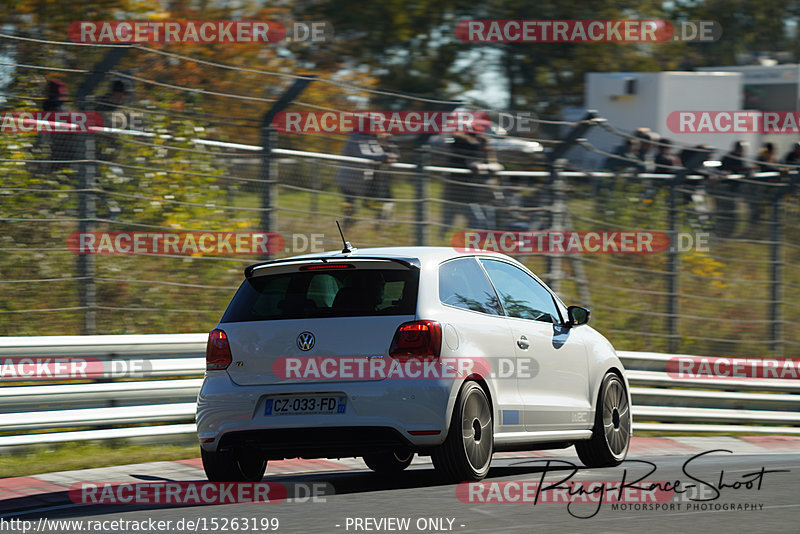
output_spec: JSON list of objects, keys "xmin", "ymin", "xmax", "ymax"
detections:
[{"xmin": 336, "ymin": 220, "xmax": 356, "ymax": 254}]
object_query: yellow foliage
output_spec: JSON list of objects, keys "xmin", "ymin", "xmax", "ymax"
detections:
[{"xmin": 683, "ymin": 250, "xmax": 727, "ymax": 289}]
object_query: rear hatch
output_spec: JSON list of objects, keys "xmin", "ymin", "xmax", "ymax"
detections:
[{"xmin": 219, "ymin": 257, "xmax": 419, "ymax": 386}]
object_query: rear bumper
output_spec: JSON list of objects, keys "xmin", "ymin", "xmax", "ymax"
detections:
[
  {"xmin": 217, "ymin": 427, "xmax": 413, "ymax": 459},
  {"xmin": 196, "ymin": 371, "xmax": 458, "ymax": 456}
]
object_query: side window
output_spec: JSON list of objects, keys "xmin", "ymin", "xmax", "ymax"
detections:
[
  {"xmin": 480, "ymin": 259, "xmax": 561, "ymax": 323},
  {"xmin": 439, "ymin": 257, "xmax": 503, "ymax": 315}
]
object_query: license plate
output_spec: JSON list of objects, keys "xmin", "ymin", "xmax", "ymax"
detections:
[{"xmin": 265, "ymin": 395, "xmax": 346, "ymax": 416}]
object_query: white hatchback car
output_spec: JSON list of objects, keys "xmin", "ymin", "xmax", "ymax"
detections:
[{"xmin": 196, "ymin": 246, "xmax": 631, "ymax": 481}]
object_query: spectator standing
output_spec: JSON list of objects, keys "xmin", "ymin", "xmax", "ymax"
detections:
[
  {"xmin": 43, "ymin": 79, "xmax": 67, "ymax": 112},
  {"xmin": 720, "ymin": 141, "xmax": 749, "ymax": 174},
  {"xmin": 756, "ymin": 142, "xmax": 778, "ymax": 172},
  {"xmin": 39, "ymin": 79, "xmax": 77, "ymax": 173},
  {"xmin": 96, "ymin": 79, "xmax": 129, "ymax": 114},
  {"xmin": 782, "ymin": 142, "xmax": 800, "ymax": 166},
  {"xmin": 336, "ymin": 128, "xmax": 394, "ymax": 227},
  {"xmin": 367, "ymin": 131, "xmax": 399, "ymax": 220},
  {"xmin": 654, "ymin": 139, "xmax": 680, "ymax": 173},
  {"xmin": 635, "ymin": 128, "xmax": 659, "ymax": 202},
  {"xmin": 95, "ymin": 79, "xmax": 132, "ymax": 134},
  {"xmin": 440, "ymin": 119, "xmax": 503, "ymax": 236},
  {"xmin": 634, "ymin": 127, "xmax": 656, "ymax": 172},
  {"xmin": 747, "ymin": 142, "xmax": 781, "ymax": 231},
  {"xmin": 603, "ymin": 137, "xmax": 639, "ymax": 171},
  {"xmin": 714, "ymin": 142, "xmax": 752, "ymax": 238}
]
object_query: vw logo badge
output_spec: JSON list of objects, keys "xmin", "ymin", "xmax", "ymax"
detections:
[{"xmin": 297, "ymin": 331, "xmax": 315, "ymax": 351}]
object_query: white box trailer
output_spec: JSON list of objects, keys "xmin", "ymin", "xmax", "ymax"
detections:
[
  {"xmin": 697, "ymin": 64, "xmax": 800, "ymax": 160},
  {"xmin": 567, "ymin": 71, "xmax": 761, "ymax": 170}
]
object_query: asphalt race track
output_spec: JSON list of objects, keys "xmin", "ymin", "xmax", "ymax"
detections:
[{"xmin": 5, "ymin": 437, "xmax": 799, "ymax": 534}]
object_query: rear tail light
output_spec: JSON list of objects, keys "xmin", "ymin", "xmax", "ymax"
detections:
[
  {"xmin": 389, "ymin": 320, "xmax": 442, "ymax": 360},
  {"xmin": 206, "ymin": 329, "xmax": 232, "ymax": 370}
]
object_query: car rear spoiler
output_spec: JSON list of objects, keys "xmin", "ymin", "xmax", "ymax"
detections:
[{"xmin": 244, "ymin": 256, "xmax": 421, "ymax": 278}]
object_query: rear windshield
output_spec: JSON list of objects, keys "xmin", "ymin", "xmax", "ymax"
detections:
[{"xmin": 221, "ymin": 267, "xmax": 419, "ymax": 322}]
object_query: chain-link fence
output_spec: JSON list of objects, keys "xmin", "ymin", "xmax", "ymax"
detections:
[{"xmin": 1, "ymin": 32, "xmax": 798, "ymax": 359}]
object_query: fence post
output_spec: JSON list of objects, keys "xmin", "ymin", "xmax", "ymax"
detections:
[
  {"xmin": 310, "ymin": 158, "xmax": 320, "ymax": 217},
  {"xmin": 666, "ymin": 177, "xmax": 680, "ymax": 353},
  {"xmin": 259, "ymin": 76, "xmax": 316, "ymax": 259},
  {"xmin": 547, "ymin": 163, "xmax": 565, "ymax": 293},
  {"xmin": 74, "ymin": 46, "xmax": 128, "ymax": 335},
  {"xmin": 415, "ymin": 147, "xmax": 428, "ymax": 246},
  {"xmin": 769, "ymin": 193, "xmax": 783, "ymax": 356},
  {"xmin": 544, "ymin": 110, "xmax": 599, "ymax": 292},
  {"xmin": 410, "ymin": 101, "xmax": 462, "ymax": 246},
  {"xmin": 76, "ymin": 135, "xmax": 96, "ymax": 335},
  {"xmin": 665, "ymin": 147, "xmax": 710, "ymax": 353},
  {"xmin": 259, "ymin": 125, "xmax": 277, "ymax": 255}
]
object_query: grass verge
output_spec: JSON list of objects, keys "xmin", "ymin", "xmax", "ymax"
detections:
[{"xmin": 0, "ymin": 442, "xmax": 200, "ymax": 479}]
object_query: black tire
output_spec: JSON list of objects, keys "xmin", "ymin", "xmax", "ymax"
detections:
[
  {"xmin": 432, "ymin": 382, "xmax": 494, "ymax": 481},
  {"xmin": 363, "ymin": 450, "xmax": 414, "ymax": 474},
  {"xmin": 201, "ymin": 448, "xmax": 267, "ymax": 482},
  {"xmin": 576, "ymin": 373, "xmax": 631, "ymax": 468}
]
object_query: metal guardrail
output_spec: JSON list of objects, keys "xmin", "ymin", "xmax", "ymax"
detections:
[
  {"xmin": 0, "ymin": 379, "xmax": 204, "ymax": 411},
  {"xmin": 0, "ymin": 336, "xmax": 797, "ymax": 447},
  {"xmin": 0, "ymin": 334, "xmax": 206, "ymax": 358}
]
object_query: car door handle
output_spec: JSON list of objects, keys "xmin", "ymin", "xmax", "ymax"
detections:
[{"xmin": 517, "ymin": 336, "xmax": 529, "ymax": 350}]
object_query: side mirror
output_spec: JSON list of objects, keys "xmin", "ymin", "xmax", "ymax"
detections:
[{"xmin": 567, "ymin": 306, "xmax": 590, "ymax": 327}]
